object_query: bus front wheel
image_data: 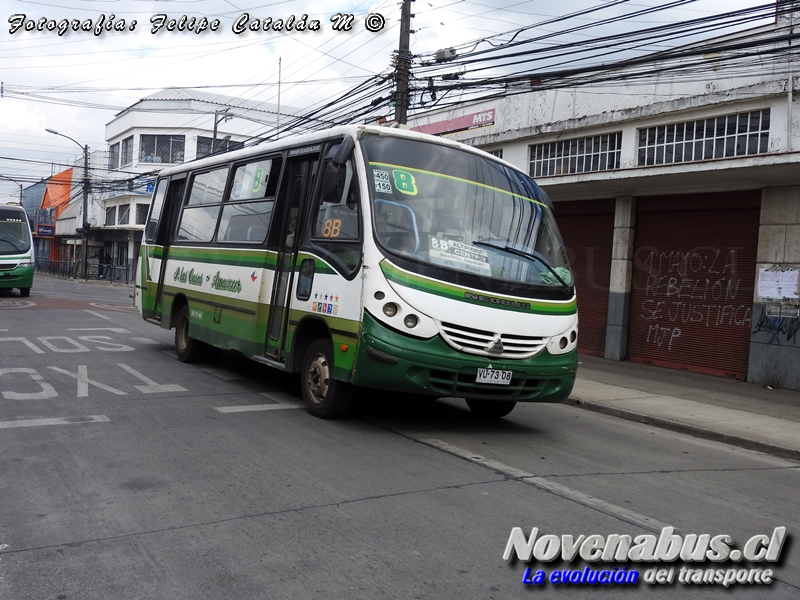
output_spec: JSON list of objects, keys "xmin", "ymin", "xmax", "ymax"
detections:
[
  {"xmin": 19, "ymin": 288, "xmax": 30, "ymax": 298},
  {"xmin": 175, "ymin": 305, "xmax": 205, "ymax": 363},
  {"xmin": 301, "ymin": 339, "xmax": 352, "ymax": 419},
  {"xmin": 466, "ymin": 399, "xmax": 516, "ymax": 418}
]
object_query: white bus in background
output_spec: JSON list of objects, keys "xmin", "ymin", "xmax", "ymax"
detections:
[{"xmin": 0, "ymin": 203, "xmax": 34, "ymax": 297}]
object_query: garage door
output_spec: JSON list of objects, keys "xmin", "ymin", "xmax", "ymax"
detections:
[
  {"xmin": 627, "ymin": 191, "xmax": 760, "ymax": 378},
  {"xmin": 554, "ymin": 199, "xmax": 615, "ymax": 356}
]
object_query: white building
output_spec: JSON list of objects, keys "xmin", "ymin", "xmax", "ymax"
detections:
[{"xmin": 408, "ymin": 2, "xmax": 800, "ymax": 389}]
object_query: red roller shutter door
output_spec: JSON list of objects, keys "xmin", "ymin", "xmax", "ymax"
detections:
[
  {"xmin": 554, "ymin": 199, "xmax": 615, "ymax": 356},
  {"xmin": 627, "ymin": 192, "xmax": 760, "ymax": 378}
]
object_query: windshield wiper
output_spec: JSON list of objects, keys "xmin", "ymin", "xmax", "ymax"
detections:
[
  {"xmin": 473, "ymin": 240, "xmax": 570, "ymax": 289},
  {"xmin": 0, "ymin": 238, "xmax": 22, "ymax": 253}
]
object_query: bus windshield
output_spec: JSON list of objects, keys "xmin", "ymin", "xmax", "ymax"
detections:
[
  {"xmin": 361, "ymin": 134, "xmax": 572, "ymax": 292},
  {"xmin": 0, "ymin": 208, "xmax": 31, "ymax": 255}
]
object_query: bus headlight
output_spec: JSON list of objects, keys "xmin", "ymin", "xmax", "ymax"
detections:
[
  {"xmin": 382, "ymin": 302, "xmax": 398, "ymax": 317},
  {"xmin": 403, "ymin": 314, "xmax": 418, "ymax": 328},
  {"xmin": 547, "ymin": 327, "xmax": 578, "ymax": 355}
]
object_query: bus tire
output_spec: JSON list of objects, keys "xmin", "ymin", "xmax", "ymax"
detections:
[
  {"xmin": 19, "ymin": 288, "xmax": 30, "ymax": 298},
  {"xmin": 466, "ymin": 399, "xmax": 516, "ymax": 418},
  {"xmin": 301, "ymin": 339, "xmax": 352, "ymax": 419},
  {"xmin": 175, "ymin": 305, "xmax": 205, "ymax": 363}
]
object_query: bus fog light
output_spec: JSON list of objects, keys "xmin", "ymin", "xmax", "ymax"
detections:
[
  {"xmin": 403, "ymin": 314, "xmax": 418, "ymax": 328},
  {"xmin": 559, "ymin": 336, "xmax": 568, "ymax": 349},
  {"xmin": 374, "ymin": 291, "xmax": 385, "ymax": 300},
  {"xmin": 382, "ymin": 302, "xmax": 398, "ymax": 317},
  {"xmin": 570, "ymin": 330, "xmax": 577, "ymax": 343}
]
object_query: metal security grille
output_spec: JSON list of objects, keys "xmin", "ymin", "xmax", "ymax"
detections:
[
  {"xmin": 627, "ymin": 192, "xmax": 760, "ymax": 378},
  {"xmin": 554, "ymin": 199, "xmax": 615, "ymax": 356},
  {"xmin": 529, "ymin": 132, "xmax": 622, "ymax": 177},
  {"xmin": 637, "ymin": 109, "xmax": 770, "ymax": 166}
]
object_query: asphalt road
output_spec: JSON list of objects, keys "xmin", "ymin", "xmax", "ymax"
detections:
[{"xmin": 0, "ymin": 276, "xmax": 797, "ymax": 599}]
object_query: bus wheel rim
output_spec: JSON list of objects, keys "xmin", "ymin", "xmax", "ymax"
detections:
[{"xmin": 306, "ymin": 353, "xmax": 329, "ymax": 406}]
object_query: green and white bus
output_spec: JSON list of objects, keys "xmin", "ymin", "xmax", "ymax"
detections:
[
  {"xmin": 135, "ymin": 125, "xmax": 577, "ymax": 418},
  {"xmin": 0, "ymin": 203, "xmax": 34, "ymax": 297}
]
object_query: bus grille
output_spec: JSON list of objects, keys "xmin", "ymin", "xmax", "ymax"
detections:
[
  {"xmin": 0, "ymin": 263, "xmax": 18, "ymax": 271},
  {"xmin": 438, "ymin": 321, "xmax": 546, "ymax": 359}
]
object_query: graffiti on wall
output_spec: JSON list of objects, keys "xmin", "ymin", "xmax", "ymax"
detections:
[
  {"xmin": 637, "ymin": 247, "xmax": 752, "ymax": 352},
  {"xmin": 753, "ymin": 305, "xmax": 800, "ymax": 345}
]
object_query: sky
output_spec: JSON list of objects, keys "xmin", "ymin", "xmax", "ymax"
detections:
[{"xmin": 0, "ymin": 0, "xmax": 775, "ymax": 203}]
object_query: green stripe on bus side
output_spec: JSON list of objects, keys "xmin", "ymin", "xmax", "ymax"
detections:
[
  {"xmin": 144, "ymin": 246, "xmax": 337, "ymax": 275},
  {"xmin": 380, "ymin": 260, "xmax": 576, "ymax": 315}
]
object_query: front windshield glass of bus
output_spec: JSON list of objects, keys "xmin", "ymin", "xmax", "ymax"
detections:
[
  {"xmin": 0, "ymin": 209, "xmax": 31, "ymax": 255},
  {"xmin": 361, "ymin": 134, "xmax": 572, "ymax": 290}
]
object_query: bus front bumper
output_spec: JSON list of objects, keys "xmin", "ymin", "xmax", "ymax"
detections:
[
  {"xmin": 0, "ymin": 264, "xmax": 33, "ymax": 289},
  {"xmin": 351, "ymin": 311, "xmax": 577, "ymax": 402}
]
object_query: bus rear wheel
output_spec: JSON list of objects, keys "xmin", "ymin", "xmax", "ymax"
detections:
[
  {"xmin": 466, "ymin": 399, "xmax": 516, "ymax": 418},
  {"xmin": 19, "ymin": 288, "xmax": 30, "ymax": 298},
  {"xmin": 301, "ymin": 339, "xmax": 352, "ymax": 419},
  {"xmin": 175, "ymin": 305, "xmax": 205, "ymax": 363}
]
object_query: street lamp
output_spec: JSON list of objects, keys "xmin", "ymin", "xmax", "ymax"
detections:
[
  {"xmin": 46, "ymin": 128, "xmax": 90, "ymax": 281},
  {"xmin": 0, "ymin": 174, "xmax": 23, "ymax": 205}
]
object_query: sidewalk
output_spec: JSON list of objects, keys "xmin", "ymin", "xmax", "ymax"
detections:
[{"xmin": 567, "ymin": 355, "xmax": 800, "ymax": 462}]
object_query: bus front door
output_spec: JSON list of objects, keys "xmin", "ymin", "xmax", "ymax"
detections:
[
  {"xmin": 142, "ymin": 176, "xmax": 185, "ymax": 323},
  {"xmin": 264, "ymin": 157, "xmax": 316, "ymax": 361}
]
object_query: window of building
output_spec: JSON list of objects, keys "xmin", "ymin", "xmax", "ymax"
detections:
[
  {"xmin": 121, "ymin": 136, "xmax": 134, "ymax": 166},
  {"xmin": 105, "ymin": 206, "xmax": 116, "ymax": 227},
  {"xmin": 486, "ymin": 148, "xmax": 504, "ymax": 159},
  {"xmin": 136, "ymin": 204, "xmax": 148, "ymax": 225},
  {"xmin": 529, "ymin": 132, "xmax": 622, "ymax": 177},
  {"xmin": 118, "ymin": 204, "xmax": 130, "ymax": 225},
  {"xmin": 140, "ymin": 134, "xmax": 186, "ymax": 164},
  {"xmin": 637, "ymin": 109, "xmax": 770, "ymax": 166},
  {"xmin": 108, "ymin": 143, "xmax": 120, "ymax": 171},
  {"xmin": 196, "ymin": 136, "xmax": 245, "ymax": 159}
]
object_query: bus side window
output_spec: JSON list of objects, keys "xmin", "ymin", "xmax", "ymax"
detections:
[
  {"xmin": 310, "ymin": 159, "xmax": 361, "ymax": 273},
  {"xmin": 176, "ymin": 167, "xmax": 227, "ymax": 243},
  {"xmin": 217, "ymin": 157, "xmax": 281, "ymax": 244}
]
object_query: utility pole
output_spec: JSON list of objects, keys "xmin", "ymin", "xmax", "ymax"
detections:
[{"xmin": 394, "ymin": 0, "xmax": 414, "ymax": 125}]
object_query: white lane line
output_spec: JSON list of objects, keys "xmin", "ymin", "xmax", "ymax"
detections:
[
  {"xmin": 422, "ymin": 439, "xmax": 672, "ymax": 534},
  {"xmin": 84, "ymin": 310, "xmax": 113, "ymax": 321},
  {"xmin": 216, "ymin": 392, "xmax": 304, "ymax": 413},
  {"xmin": 68, "ymin": 327, "xmax": 129, "ymax": 333},
  {"xmin": 215, "ymin": 404, "xmax": 302, "ymax": 413},
  {"xmin": 162, "ymin": 350, "xmax": 178, "ymax": 359},
  {"xmin": 202, "ymin": 367, "xmax": 246, "ymax": 381},
  {"xmin": 0, "ymin": 415, "xmax": 111, "ymax": 429},
  {"xmin": 131, "ymin": 337, "xmax": 160, "ymax": 345}
]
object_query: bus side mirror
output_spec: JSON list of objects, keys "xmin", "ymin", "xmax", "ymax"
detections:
[
  {"xmin": 145, "ymin": 220, "xmax": 158, "ymax": 241},
  {"xmin": 320, "ymin": 162, "xmax": 346, "ymax": 204}
]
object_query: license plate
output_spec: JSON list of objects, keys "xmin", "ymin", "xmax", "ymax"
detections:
[{"xmin": 476, "ymin": 368, "xmax": 512, "ymax": 385}]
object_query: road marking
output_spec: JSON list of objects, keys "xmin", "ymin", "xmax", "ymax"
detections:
[
  {"xmin": 69, "ymin": 328, "xmax": 129, "ymax": 333},
  {"xmin": 216, "ymin": 393, "xmax": 304, "ymax": 413},
  {"xmin": 49, "ymin": 366, "xmax": 127, "ymax": 397},
  {"xmin": 89, "ymin": 303, "xmax": 138, "ymax": 313},
  {"xmin": 117, "ymin": 364, "xmax": 187, "ymax": 393},
  {"xmin": 162, "ymin": 350, "xmax": 178, "ymax": 359},
  {"xmin": 131, "ymin": 337, "xmax": 160, "ymax": 345},
  {"xmin": 422, "ymin": 439, "xmax": 671, "ymax": 534},
  {"xmin": 0, "ymin": 415, "xmax": 110, "ymax": 429},
  {"xmin": 215, "ymin": 404, "xmax": 302, "ymax": 413},
  {"xmin": 84, "ymin": 310, "xmax": 113, "ymax": 321},
  {"xmin": 202, "ymin": 367, "xmax": 246, "ymax": 381},
  {"xmin": 0, "ymin": 300, "xmax": 35, "ymax": 309}
]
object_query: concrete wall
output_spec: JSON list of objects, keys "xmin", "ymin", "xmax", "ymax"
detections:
[{"xmin": 748, "ymin": 186, "xmax": 800, "ymax": 389}]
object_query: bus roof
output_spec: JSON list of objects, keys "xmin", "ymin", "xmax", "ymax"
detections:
[{"xmin": 155, "ymin": 124, "xmax": 525, "ymax": 180}]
